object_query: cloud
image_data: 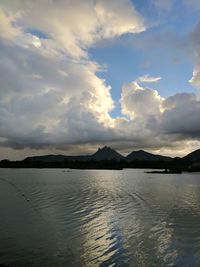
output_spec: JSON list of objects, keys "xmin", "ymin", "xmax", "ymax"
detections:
[
  {"xmin": 0, "ymin": 0, "xmax": 145, "ymax": 152},
  {"xmin": 0, "ymin": 39, "xmax": 115, "ymax": 147},
  {"xmin": 120, "ymin": 81, "xmax": 162, "ymax": 119},
  {"xmin": 119, "ymin": 81, "xmax": 200, "ymax": 152},
  {"xmin": 0, "ymin": 0, "xmax": 200, "ymax": 159},
  {"xmin": 184, "ymin": 17, "xmax": 200, "ymax": 93},
  {"xmin": 189, "ymin": 67, "xmax": 200, "ymax": 90},
  {"xmin": 188, "ymin": 22, "xmax": 200, "ymax": 90},
  {"xmin": 152, "ymin": 0, "xmax": 173, "ymax": 12},
  {"xmin": 136, "ymin": 74, "xmax": 162, "ymax": 83},
  {"xmin": 0, "ymin": 0, "xmax": 145, "ymax": 59},
  {"xmin": 160, "ymin": 93, "xmax": 200, "ymax": 137},
  {"xmin": 0, "ymin": 9, "xmax": 21, "ymax": 40}
]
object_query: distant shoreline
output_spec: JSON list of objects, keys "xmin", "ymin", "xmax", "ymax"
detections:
[{"xmin": 0, "ymin": 146, "xmax": 200, "ymax": 172}]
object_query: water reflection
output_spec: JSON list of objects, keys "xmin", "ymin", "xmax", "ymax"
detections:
[{"xmin": 0, "ymin": 169, "xmax": 200, "ymax": 266}]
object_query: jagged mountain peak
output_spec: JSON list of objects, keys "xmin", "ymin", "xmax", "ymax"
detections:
[{"xmin": 92, "ymin": 146, "xmax": 124, "ymax": 161}]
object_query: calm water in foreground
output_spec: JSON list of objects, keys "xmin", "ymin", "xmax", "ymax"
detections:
[{"xmin": 0, "ymin": 169, "xmax": 200, "ymax": 267}]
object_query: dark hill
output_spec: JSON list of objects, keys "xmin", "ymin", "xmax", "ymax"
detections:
[
  {"xmin": 91, "ymin": 146, "xmax": 124, "ymax": 161},
  {"xmin": 183, "ymin": 149, "xmax": 200, "ymax": 163},
  {"xmin": 24, "ymin": 155, "xmax": 68, "ymax": 162},
  {"xmin": 24, "ymin": 154, "xmax": 91, "ymax": 162},
  {"xmin": 126, "ymin": 150, "xmax": 172, "ymax": 162}
]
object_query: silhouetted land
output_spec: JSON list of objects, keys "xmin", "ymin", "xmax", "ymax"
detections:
[
  {"xmin": 0, "ymin": 146, "xmax": 200, "ymax": 172},
  {"xmin": 146, "ymin": 169, "xmax": 182, "ymax": 174}
]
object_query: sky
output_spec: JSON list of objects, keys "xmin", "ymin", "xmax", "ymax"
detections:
[{"xmin": 1, "ymin": 0, "xmax": 200, "ymax": 160}]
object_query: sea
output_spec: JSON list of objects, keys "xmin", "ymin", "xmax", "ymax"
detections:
[{"xmin": 0, "ymin": 168, "xmax": 200, "ymax": 267}]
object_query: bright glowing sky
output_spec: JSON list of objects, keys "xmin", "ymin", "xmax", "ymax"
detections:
[{"xmin": 1, "ymin": 0, "xmax": 200, "ymax": 160}]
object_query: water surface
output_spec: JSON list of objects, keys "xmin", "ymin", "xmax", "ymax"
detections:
[{"xmin": 0, "ymin": 168, "xmax": 200, "ymax": 266}]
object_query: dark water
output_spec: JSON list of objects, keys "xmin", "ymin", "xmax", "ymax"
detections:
[{"xmin": 0, "ymin": 169, "xmax": 200, "ymax": 267}]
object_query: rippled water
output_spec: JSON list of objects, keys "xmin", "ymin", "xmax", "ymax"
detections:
[{"xmin": 0, "ymin": 169, "xmax": 200, "ymax": 266}]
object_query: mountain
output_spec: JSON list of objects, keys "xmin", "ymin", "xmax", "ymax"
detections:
[
  {"xmin": 183, "ymin": 149, "xmax": 200, "ymax": 163},
  {"xmin": 2, "ymin": 147, "xmax": 200, "ymax": 171},
  {"xmin": 22, "ymin": 148, "xmax": 172, "ymax": 163},
  {"xmin": 91, "ymin": 146, "xmax": 124, "ymax": 161},
  {"xmin": 23, "ymin": 146, "xmax": 125, "ymax": 162},
  {"xmin": 24, "ymin": 155, "xmax": 68, "ymax": 162},
  {"xmin": 24, "ymin": 154, "xmax": 91, "ymax": 162},
  {"xmin": 126, "ymin": 150, "xmax": 172, "ymax": 162}
]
